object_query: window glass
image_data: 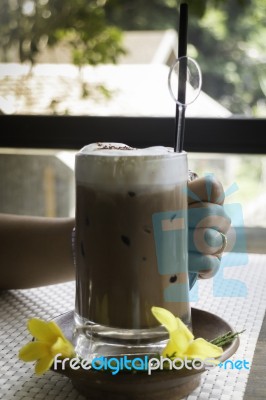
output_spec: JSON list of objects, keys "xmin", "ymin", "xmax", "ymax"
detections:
[
  {"xmin": 188, "ymin": 153, "xmax": 266, "ymax": 228},
  {"xmin": 1, "ymin": 149, "xmax": 265, "ymax": 229},
  {"xmin": 0, "ymin": 149, "xmax": 75, "ymax": 218}
]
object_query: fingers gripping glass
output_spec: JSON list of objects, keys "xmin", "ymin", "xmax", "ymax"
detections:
[{"xmin": 168, "ymin": 56, "xmax": 202, "ymax": 152}]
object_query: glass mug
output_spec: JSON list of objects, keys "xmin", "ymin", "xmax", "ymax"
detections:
[{"xmin": 73, "ymin": 143, "xmax": 190, "ymax": 359}]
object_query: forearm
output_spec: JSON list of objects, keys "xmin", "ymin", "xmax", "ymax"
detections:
[{"xmin": 0, "ymin": 214, "xmax": 75, "ymax": 290}]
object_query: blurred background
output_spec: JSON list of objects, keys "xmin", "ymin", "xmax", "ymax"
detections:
[{"xmin": 0, "ymin": 0, "xmax": 265, "ymax": 237}]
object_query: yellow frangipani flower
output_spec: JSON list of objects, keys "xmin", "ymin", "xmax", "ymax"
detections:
[
  {"xmin": 18, "ymin": 318, "xmax": 75, "ymax": 375},
  {"xmin": 151, "ymin": 307, "xmax": 223, "ymax": 360}
]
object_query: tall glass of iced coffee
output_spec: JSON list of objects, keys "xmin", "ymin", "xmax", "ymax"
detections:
[{"xmin": 74, "ymin": 142, "xmax": 190, "ymax": 358}]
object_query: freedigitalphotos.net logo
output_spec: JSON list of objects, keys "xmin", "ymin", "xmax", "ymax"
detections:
[
  {"xmin": 53, "ymin": 354, "xmax": 251, "ymax": 375},
  {"xmin": 152, "ymin": 175, "xmax": 248, "ymax": 301},
  {"xmin": 53, "ymin": 354, "xmax": 217, "ymax": 375}
]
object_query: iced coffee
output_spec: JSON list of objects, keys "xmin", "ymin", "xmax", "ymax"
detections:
[{"xmin": 74, "ymin": 142, "xmax": 190, "ymax": 355}]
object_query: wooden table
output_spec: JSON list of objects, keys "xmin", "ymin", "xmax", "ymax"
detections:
[{"xmin": 243, "ymin": 311, "xmax": 266, "ymax": 400}]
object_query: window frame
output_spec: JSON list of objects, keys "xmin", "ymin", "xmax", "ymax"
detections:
[{"xmin": 0, "ymin": 115, "xmax": 266, "ymax": 154}]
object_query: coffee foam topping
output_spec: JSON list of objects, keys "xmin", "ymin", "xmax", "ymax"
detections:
[
  {"xmin": 79, "ymin": 142, "xmax": 176, "ymax": 157},
  {"xmin": 76, "ymin": 142, "xmax": 187, "ymax": 189}
]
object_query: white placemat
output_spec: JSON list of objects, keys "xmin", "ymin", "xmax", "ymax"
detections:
[{"xmin": 0, "ymin": 253, "xmax": 265, "ymax": 400}]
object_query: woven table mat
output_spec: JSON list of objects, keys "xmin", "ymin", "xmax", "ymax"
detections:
[{"xmin": 0, "ymin": 253, "xmax": 265, "ymax": 400}]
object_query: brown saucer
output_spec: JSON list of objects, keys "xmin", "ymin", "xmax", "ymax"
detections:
[{"xmin": 52, "ymin": 308, "xmax": 239, "ymax": 400}]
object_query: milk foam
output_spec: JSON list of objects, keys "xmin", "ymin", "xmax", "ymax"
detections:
[
  {"xmin": 76, "ymin": 142, "xmax": 187, "ymax": 189},
  {"xmin": 79, "ymin": 143, "xmax": 174, "ymax": 157}
]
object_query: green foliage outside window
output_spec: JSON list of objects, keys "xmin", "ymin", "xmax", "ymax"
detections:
[
  {"xmin": 1, "ymin": 0, "xmax": 266, "ymax": 115},
  {"xmin": 0, "ymin": 0, "xmax": 125, "ymax": 66}
]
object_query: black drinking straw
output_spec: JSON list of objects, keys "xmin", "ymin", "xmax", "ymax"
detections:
[{"xmin": 174, "ymin": 3, "xmax": 188, "ymax": 152}]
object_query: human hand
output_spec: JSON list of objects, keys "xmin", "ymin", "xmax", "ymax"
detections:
[{"xmin": 188, "ymin": 175, "xmax": 230, "ymax": 284}]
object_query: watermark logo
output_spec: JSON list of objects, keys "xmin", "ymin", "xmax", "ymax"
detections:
[
  {"xmin": 53, "ymin": 354, "xmax": 250, "ymax": 375},
  {"xmin": 218, "ymin": 359, "xmax": 250, "ymax": 370},
  {"xmin": 152, "ymin": 175, "xmax": 248, "ymax": 301}
]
